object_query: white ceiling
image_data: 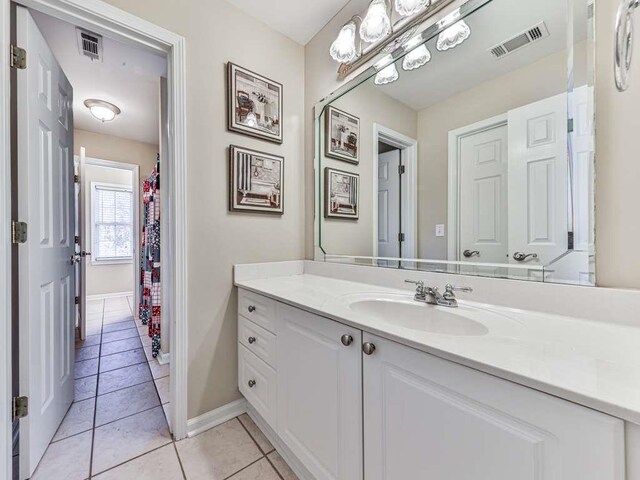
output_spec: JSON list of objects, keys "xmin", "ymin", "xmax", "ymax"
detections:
[
  {"xmin": 225, "ymin": 0, "xmax": 352, "ymax": 45},
  {"xmin": 370, "ymin": 0, "xmax": 588, "ymax": 110},
  {"xmin": 32, "ymin": 11, "xmax": 167, "ymax": 145}
]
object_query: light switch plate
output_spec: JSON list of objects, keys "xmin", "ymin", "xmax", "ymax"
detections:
[{"xmin": 435, "ymin": 224, "xmax": 445, "ymax": 237}]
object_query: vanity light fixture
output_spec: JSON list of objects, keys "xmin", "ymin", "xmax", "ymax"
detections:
[
  {"xmin": 402, "ymin": 43, "xmax": 431, "ymax": 70},
  {"xmin": 330, "ymin": 17, "xmax": 362, "ymax": 63},
  {"xmin": 245, "ymin": 111, "xmax": 258, "ymax": 128},
  {"xmin": 395, "ymin": 0, "xmax": 430, "ymax": 17},
  {"xmin": 436, "ymin": 19, "xmax": 471, "ymax": 51},
  {"xmin": 374, "ymin": 62, "xmax": 399, "ymax": 85},
  {"xmin": 84, "ymin": 99, "xmax": 121, "ymax": 122},
  {"xmin": 360, "ymin": 0, "xmax": 392, "ymax": 43}
]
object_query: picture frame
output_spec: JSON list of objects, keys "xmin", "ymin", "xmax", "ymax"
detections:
[
  {"xmin": 227, "ymin": 62, "xmax": 283, "ymax": 144},
  {"xmin": 324, "ymin": 105, "xmax": 360, "ymax": 164},
  {"xmin": 229, "ymin": 145, "xmax": 284, "ymax": 215},
  {"xmin": 324, "ymin": 167, "xmax": 359, "ymax": 219}
]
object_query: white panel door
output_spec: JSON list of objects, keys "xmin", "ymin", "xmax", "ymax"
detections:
[
  {"xmin": 363, "ymin": 333, "xmax": 624, "ymax": 480},
  {"xmin": 508, "ymin": 93, "xmax": 568, "ymax": 267},
  {"xmin": 377, "ymin": 150, "xmax": 400, "ymax": 258},
  {"xmin": 277, "ymin": 304, "xmax": 362, "ymax": 480},
  {"xmin": 458, "ymin": 123, "xmax": 508, "ymax": 264},
  {"xmin": 16, "ymin": 6, "xmax": 75, "ymax": 478}
]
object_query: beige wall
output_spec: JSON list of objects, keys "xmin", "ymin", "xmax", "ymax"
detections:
[
  {"xmin": 322, "ymin": 83, "xmax": 417, "ymax": 256},
  {"xmin": 102, "ymin": 0, "xmax": 306, "ymax": 418},
  {"xmin": 83, "ymin": 164, "xmax": 134, "ymax": 296}
]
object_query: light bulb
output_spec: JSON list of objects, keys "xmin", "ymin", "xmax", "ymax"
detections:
[
  {"xmin": 360, "ymin": 0, "xmax": 391, "ymax": 43},
  {"xmin": 374, "ymin": 63, "xmax": 399, "ymax": 85},
  {"xmin": 330, "ymin": 22, "xmax": 358, "ymax": 63},
  {"xmin": 395, "ymin": 0, "xmax": 430, "ymax": 16},
  {"xmin": 436, "ymin": 20, "xmax": 471, "ymax": 51},
  {"xmin": 402, "ymin": 44, "xmax": 431, "ymax": 71}
]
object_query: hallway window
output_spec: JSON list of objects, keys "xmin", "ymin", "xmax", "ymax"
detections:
[{"xmin": 92, "ymin": 182, "xmax": 133, "ymax": 264}]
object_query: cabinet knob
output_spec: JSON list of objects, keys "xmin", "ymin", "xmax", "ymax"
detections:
[
  {"xmin": 341, "ymin": 334, "xmax": 353, "ymax": 346},
  {"xmin": 248, "ymin": 379, "xmax": 256, "ymax": 388},
  {"xmin": 248, "ymin": 336, "xmax": 256, "ymax": 344},
  {"xmin": 247, "ymin": 305, "xmax": 256, "ymax": 313},
  {"xmin": 362, "ymin": 342, "xmax": 376, "ymax": 355}
]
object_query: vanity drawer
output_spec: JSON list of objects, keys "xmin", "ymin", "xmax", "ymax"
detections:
[
  {"xmin": 238, "ymin": 289, "xmax": 276, "ymax": 333},
  {"xmin": 239, "ymin": 344, "xmax": 277, "ymax": 428},
  {"xmin": 239, "ymin": 316, "xmax": 277, "ymax": 368}
]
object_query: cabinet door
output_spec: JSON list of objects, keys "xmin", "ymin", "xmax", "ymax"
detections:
[
  {"xmin": 363, "ymin": 333, "xmax": 624, "ymax": 480},
  {"xmin": 277, "ymin": 304, "xmax": 362, "ymax": 480}
]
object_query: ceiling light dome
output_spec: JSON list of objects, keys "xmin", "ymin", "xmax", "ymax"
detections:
[
  {"xmin": 395, "ymin": 0, "xmax": 430, "ymax": 16},
  {"xmin": 402, "ymin": 44, "xmax": 431, "ymax": 70},
  {"xmin": 84, "ymin": 99, "xmax": 121, "ymax": 122},
  {"xmin": 436, "ymin": 20, "xmax": 471, "ymax": 51},
  {"xmin": 374, "ymin": 63, "xmax": 399, "ymax": 85},
  {"xmin": 330, "ymin": 21, "xmax": 358, "ymax": 63},
  {"xmin": 360, "ymin": 0, "xmax": 392, "ymax": 43}
]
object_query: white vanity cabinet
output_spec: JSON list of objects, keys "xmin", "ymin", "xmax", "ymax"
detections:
[{"xmin": 362, "ymin": 333, "xmax": 625, "ymax": 480}]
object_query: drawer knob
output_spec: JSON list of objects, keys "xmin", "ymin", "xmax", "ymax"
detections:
[
  {"xmin": 248, "ymin": 379, "xmax": 256, "ymax": 388},
  {"xmin": 248, "ymin": 305, "xmax": 256, "ymax": 313},
  {"xmin": 362, "ymin": 342, "xmax": 376, "ymax": 355},
  {"xmin": 248, "ymin": 336, "xmax": 257, "ymax": 344},
  {"xmin": 341, "ymin": 334, "xmax": 353, "ymax": 346}
]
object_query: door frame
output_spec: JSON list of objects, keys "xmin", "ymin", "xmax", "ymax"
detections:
[
  {"xmin": 372, "ymin": 123, "xmax": 418, "ymax": 259},
  {"xmin": 0, "ymin": 1, "xmax": 189, "ymax": 475},
  {"xmin": 447, "ymin": 113, "xmax": 508, "ymax": 261}
]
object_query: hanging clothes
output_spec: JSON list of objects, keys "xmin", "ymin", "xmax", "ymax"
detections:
[{"xmin": 139, "ymin": 155, "xmax": 161, "ymax": 357}]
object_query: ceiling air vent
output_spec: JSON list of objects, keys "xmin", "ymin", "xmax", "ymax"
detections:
[
  {"xmin": 488, "ymin": 22, "xmax": 550, "ymax": 59},
  {"xmin": 76, "ymin": 28, "xmax": 103, "ymax": 62}
]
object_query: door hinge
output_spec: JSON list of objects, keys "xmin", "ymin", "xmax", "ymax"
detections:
[
  {"xmin": 12, "ymin": 396, "xmax": 28, "ymax": 420},
  {"xmin": 75, "ymin": 235, "xmax": 80, "ymax": 245},
  {"xmin": 10, "ymin": 45, "xmax": 26, "ymax": 69},
  {"xmin": 398, "ymin": 165, "xmax": 406, "ymax": 175},
  {"xmin": 567, "ymin": 118, "xmax": 574, "ymax": 133},
  {"xmin": 398, "ymin": 232, "xmax": 405, "ymax": 242},
  {"xmin": 74, "ymin": 174, "xmax": 80, "ymax": 184},
  {"xmin": 11, "ymin": 221, "xmax": 27, "ymax": 244},
  {"xmin": 75, "ymin": 296, "xmax": 80, "ymax": 305}
]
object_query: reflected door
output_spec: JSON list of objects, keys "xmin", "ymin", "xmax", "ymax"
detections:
[
  {"xmin": 508, "ymin": 93, "xmax": 568, "ymax": 267},
  {"xmin": 17, "ymin": 6, "xmax": 75, "ymax": 478},
  {"xmin": 377, "ymin": 150, "xmax": 401, "ymax": 258},
  {"xmin": 459, "ymin": 124, "xmax": 509, "ymax": 264}
]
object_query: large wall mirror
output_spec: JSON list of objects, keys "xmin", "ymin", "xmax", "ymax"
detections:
[{"xmin": 315, "ymin": 0, "xmax": 595, "ymax": 285}]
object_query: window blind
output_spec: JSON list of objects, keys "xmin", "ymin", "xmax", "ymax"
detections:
[{"xmin": 93, "ymin": 184, "xmax": 133, "ymax": 261}]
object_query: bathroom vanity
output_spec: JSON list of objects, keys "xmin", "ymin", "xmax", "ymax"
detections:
[{"xmin": 235, "ymin": 261, "xmax": 640, "ymax": 480}]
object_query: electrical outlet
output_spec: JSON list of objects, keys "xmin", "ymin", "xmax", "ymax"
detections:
[{"xmin": 435, "ymin": 224, "xmax": 445, "ymax": 237}]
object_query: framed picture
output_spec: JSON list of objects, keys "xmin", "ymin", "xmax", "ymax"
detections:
[
  {"xmin": 227, "ymin": 62, "xmax": 283, "ymax": 144},
  {"xmin": 324, "ymin": 167, "xmax": 359, "ymax": 219},
  {"xmin": 325, "ymin": 106, "xmax": 359, "ymax": 164}
]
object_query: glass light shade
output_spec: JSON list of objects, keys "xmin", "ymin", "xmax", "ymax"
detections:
[
  {"xmin": 374, "ymin": 63, "xmax": 399, "ymax": 85},
  {"xmin": 395, "ymin": 0, "xmax": 430, "ymax": 16},
  {"xmin": 402, "ymin": 44, "xmax": 431, "ymax": 71},
  {"xmin": 84, "ymin": 99, "xmax": 121, "ymax": 122},
  {"xmin": 360, "ymin": 0, "xmax": 392, "ymax": 43},
  {"xmin": 245, "ymin": 112, "xmax": 258, "ymax": 127},
  {"xmin": 330, "ymin": 22, "xmax": 358, "ymax": 62},
  {"xmin": 436, "ymin": 20, "xmax": 471, "ymax": 51}
]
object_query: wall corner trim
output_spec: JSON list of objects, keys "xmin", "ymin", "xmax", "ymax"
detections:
[{"xmin": 186, "ymin": 398, "xmax": 248, "ymax": 438}]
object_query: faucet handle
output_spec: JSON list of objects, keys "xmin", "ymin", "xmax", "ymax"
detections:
[
  {"xmin": 405, "ymin": 280, "xmax": 424, "ymax": 289},
  {"xmin": 444, "ymin": 284, "xmax": 473, "ymax": 294}
]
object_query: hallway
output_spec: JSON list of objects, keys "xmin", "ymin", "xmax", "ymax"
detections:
[{"xmin": 30, "ymin": 295, "xmax": 297, "ymax": 479}]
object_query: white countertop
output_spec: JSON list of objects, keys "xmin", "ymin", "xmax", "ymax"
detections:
[{"xmin": 235, "ymin": 273, "xmax": 640, "ymax": 425}]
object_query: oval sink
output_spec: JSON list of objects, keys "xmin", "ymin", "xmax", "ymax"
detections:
[{"xmin": 348, "ymin": 297, "xmax": 489, "ymax": 336}]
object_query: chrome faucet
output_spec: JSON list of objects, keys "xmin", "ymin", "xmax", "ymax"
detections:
[{"xmin": 405, "ymin": 280, "xmax": 472, "ymax": 308}]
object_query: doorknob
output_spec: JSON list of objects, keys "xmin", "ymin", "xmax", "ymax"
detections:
[
  {"xmin": 79, "ymin": 251, "xmax": 91, "ymax": 257},
  {"xmin": 463, "ymin": 250, "xmax": 480, "ymax": 258},
  {"xmin": 513, "ymin": 252, "xmax": 538, "ymax": 262}
]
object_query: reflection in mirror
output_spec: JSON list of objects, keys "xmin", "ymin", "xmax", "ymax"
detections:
[{"xmin": 317, "ymin": 0, "xmax": 595, "ymax": 285}]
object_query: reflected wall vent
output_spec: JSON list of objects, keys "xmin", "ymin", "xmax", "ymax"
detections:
[
  {"xmin": 489, "ymin": 22, "xmax": 550, "ymax": 59},
  {"xmin": 76, "ymin": 28, "xmax": 103, "ymax": 62}
]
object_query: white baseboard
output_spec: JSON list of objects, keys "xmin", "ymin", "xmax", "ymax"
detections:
[
  {"xmin": 187, "ymin": 398, "xmax": 248, "ymax": 438},
  {"xmin": 86, "ymin": 291, "xmax": 133, "ymax": 301},
  {"xmin": 246, "ymin": 405, "xmax": 314, "ymax": 480},
  {"xmin": 157, "ymin": 350, "xmax": 170, "ymax": 365}
]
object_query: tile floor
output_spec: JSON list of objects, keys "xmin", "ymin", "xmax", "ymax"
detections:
[{"xmin": 30, "ymin": 295, "xmax": 298, "ymax": 480}]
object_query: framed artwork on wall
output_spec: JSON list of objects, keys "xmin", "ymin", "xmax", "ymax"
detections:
[
  {"xmin": 324, "ymin": 167, "xmax": 359, "ymax": 219},
  {"xmin": 325, "ymin": 106, "xmax": 359, "ymax": 164},
  {"xmin": 229, "ymin": 145, "xmax": 284, "ymax": 214},
  {"xmin": 227, "ymin": 62, "xmax": 283, "ymax": 144}
]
